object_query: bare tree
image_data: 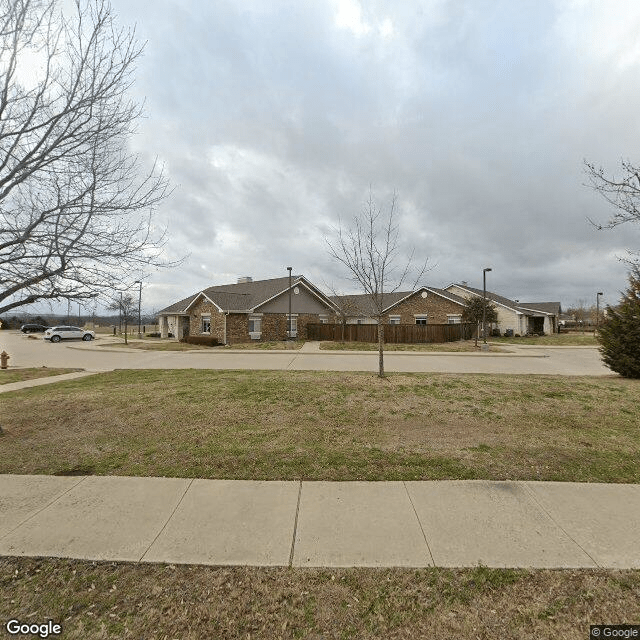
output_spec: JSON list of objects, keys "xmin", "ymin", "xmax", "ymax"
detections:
[
  {"xmin": 566, "ymin": 299, "xmax": 590, "ymax": 333},
  {"xmin": 585, "ymin": 159, "xmax": 640, "ymax": 263},
  {"xmin": 322, "ymin": 281, "xmax": 365, "ymax": 342},
  {"xmin": 107, "ymin": 293, "xmax": 135, "ymax": 344},
  {"xmin": 326, "ymin": 189, "xmax": 428, "ymax": 377},
  {"xmin": 0, "ymin": 0, "xmax": 174, "ymax": 316}
]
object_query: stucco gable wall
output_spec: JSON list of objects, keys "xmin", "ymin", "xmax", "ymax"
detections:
[{"xmin": 256, "ymin": 287, "xmax": 332, "ymax": 314}]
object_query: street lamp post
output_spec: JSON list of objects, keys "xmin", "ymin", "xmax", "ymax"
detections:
[
  {"xmin": 596, "ymin": 292, "xmax": 603, "ymax": 332},
  {"xmin": 134, "ymin": 280, "xmax": 142, "ymax": 339},
  {"xmin": 483, "ymin": 267, "xmax": 492, "ymax": 344},
  {"xmin": 287, "ymin": 267, "xmax": 292, "ymax": 341}
]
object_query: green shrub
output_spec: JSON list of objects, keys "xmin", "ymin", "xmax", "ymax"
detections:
[
  {"xmin": 598, "ymin": 268, "xmax": 640, "ymax": 378},
  {"xmin": 180, "ymin": 335, "xmax": 219, "ymax": 347}
]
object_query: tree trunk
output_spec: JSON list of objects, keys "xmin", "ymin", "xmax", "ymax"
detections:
[
  {"xmin": 378, "ymin": 319, "xmax": 385, "ymax": 378},
  {"xmin": 124, "ymin": 320, "xmax": 128, "ymax": 345}
]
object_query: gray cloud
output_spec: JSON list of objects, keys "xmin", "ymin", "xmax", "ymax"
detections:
[{"xmin": 97, "ymin": 0, "xmax": 640, "ymax": 314}]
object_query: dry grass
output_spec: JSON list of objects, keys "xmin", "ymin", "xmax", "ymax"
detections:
[
  {"xmin": 101, "ymin": 339, "xmax": 304, "ymax": 351},
  {"xmin": 1, "ymin": 370, "xmax": 638, "ymax": 482},
  {"xmin": 0, "ymin": 367, "xmax": 81, "ymax": 385},
  {"xmin": 223, "ymin": 340, "xmax": 304, "ymax": 350},
  {"xmin": 319, "ymin": 340, "xmax": 510, "ymax": 352},
  {"xmin": 492, "ymin": 334, "xmax": 598, "ymax": 346},
  {"xmin": 0, "ymin": 558, "xmax": 638, "ymax": 639}
]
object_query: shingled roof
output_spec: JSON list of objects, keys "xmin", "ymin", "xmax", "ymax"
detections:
[
  {"xmin": 451, "ymin": 285, "xmax": 560, "ymax": 317},
  {"xmin": 329, "ymin": 287, "xmax": 467, "ymax": 317},
  {"xmin": 158, "ymin": 275, "xmax": 334, "ymax": 314}
]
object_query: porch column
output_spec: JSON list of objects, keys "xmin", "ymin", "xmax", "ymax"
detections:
[{"xmin": 160, "ymin": 316, "xmax": 168, "ymax": 339}]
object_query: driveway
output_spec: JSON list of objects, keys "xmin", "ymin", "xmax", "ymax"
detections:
[{"xmin": 0, "ymin": 331, "xmax": 612, "ymax": 376}]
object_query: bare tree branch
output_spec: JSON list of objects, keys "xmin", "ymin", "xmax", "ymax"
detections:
[
  {"xmin": 0, "ymin": 0, "xmax": 180, "ymax": 315},
  {"xmin": 326, "ymin": 188, "xmax": 430, "ymax": 377}
]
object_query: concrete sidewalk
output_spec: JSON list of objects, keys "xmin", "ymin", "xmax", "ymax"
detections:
[{"xmin": 1, "ymin": 475, "xmax": 638, "ymax": 569}]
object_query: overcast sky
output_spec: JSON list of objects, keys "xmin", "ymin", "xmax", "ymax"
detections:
[{"xmin": 94, "ymin": 0, "xmax": 640, "ymax": 313}]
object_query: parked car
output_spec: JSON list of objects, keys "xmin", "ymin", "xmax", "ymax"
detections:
[
  {"xmin": 44, "ymin": 326, "xmax": 95, "ymax": 343},
  {"xmin": 20, "ymin": 324, "xmax": 48, "ymax": 333}
]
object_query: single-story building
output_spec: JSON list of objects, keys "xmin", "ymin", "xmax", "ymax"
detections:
[
  {"xmin": 445, "ymin": 283, "xmax": 561, "ymax": 335},
  {"xmin": 329, "ymin": 287, "xmax": 469, "ymax": 325},
  {"xmin": 157, "ymin": 275, "xmax": 338, "ymax": 343},
  {"xmin": 157, "ymin": 275, "xmax": 561, "ymax": 342}
]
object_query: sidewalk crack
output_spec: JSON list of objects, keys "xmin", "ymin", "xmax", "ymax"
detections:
[
  {"xmin": 523, "ymin": 483, "xmax": 600, "ymax": 568},
  {"xmin": 138, "ymin": 478, "xmax": 194, "ymax": 563},
  {"xmin": 288, "ymin": 480, "xmax": 303, "ymax": 567},
  {"xmin": 0, "ymin": 476, "xmax": 88, "ymax": 540},
  {"xmin": 403, "ymin": 481, "xmax": 435, "ymax": 567}
]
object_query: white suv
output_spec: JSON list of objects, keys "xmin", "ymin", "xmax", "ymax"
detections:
[{"xmin": 44, "ymin": 326, "xmax": 95, "ymax": 343}]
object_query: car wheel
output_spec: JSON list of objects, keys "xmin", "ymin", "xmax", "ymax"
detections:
[
  {"xmin": 82, "ymin": 334, "xmax": 92, "ymax": 341},
  {"xmin": 50, "ymin": 335, "xmax": 61, "ymax": 343}
]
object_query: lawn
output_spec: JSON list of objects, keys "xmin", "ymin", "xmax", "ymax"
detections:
[
  {"xmin": 0, "ymin": 367, "xmax": 81, "ymax": 385},
  {"xmin": 101, "ymin": 339, "xmax": 304, "ymax": 351},
  {"xmin": 1, "ymin": 370, "xmax": 638, "ymax": 483},
  {"xmin": 0, "ymin": 558, "xmax": 637, "ymax": 640},
  {"xmin": 319, "ymin": 340, "xmax": 509, "ymax": 352},
  {"xmin": 491, "ymin": 334, "xmax": 598, "ymax": 346}
]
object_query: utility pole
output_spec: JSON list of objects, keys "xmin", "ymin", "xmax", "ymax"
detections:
[
  {"xmin": 287, "ymin": 266, "xmax": 292, "ymax": 340},
  {"xmin": 483, "ymin": 267, "xmax": 492, "ymax": 344},
  {"xmin": 134, "ymin": 281, "xmax": 142, "ymax": 339},
  {"xmin": 596, "ymin": 292, "xmax": 603, "ymax": 332}
]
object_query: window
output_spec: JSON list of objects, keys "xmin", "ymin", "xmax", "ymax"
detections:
[
  {"xmin": 248, "ymin": 316, "xmax": 262, "ymax": 338},
  {"xmin": 287, "ymin": 316, "xmax": 297, "ymax": 337},
  {"xmin": 388, "ymin": 315, "xmax": 401, "ymax": 325},
  {"xmin": 415, "ymin": 316, "xmax": 428, "ymax": 325},
  {"xmin": 319, "ymin": 315, "xmax": 329, "ymax": 324},
  {"xmin": 201, "ymin": 315, "xmax": 211, "ymax": 333},
  {"xmin": 447, "ymin": 315, "xmax": 462, "ymax": 324}
]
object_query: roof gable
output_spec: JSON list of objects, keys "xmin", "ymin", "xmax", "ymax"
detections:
[{"xmin": 159, "ymin": 275, "xmax": 338, "ymax": 315}]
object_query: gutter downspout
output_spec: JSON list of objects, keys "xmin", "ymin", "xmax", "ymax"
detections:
[{"xmin": 224, "ymin": 312, "xmax": 229, "ymax": 345}]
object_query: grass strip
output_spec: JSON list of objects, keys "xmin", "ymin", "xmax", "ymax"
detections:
[{"xmin": 1, "ymin": 558, "xmax": 638, "ymax": 640}]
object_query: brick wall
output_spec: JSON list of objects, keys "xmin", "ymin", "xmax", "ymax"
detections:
[
  {"xmin": 389, "ymin": 292, "xmax": 464, "ymax": 324},
  {"xmin": 329, "ymin": 292, "xmax": 465, "ymax": 325}
]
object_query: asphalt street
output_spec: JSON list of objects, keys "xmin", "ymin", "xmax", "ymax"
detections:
[{"xmin": 0, "ymin": 331, "xmax": 612, "ymax": 376}]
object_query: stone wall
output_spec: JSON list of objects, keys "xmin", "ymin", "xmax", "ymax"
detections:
[{"xmin": 187, "ymin": 298, "xmax": 226, "ymax": 342}]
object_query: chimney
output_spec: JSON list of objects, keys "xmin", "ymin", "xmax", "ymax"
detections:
[{"xmin": 237, "ymin": 276, "xmax": 253, "ymax": 284}]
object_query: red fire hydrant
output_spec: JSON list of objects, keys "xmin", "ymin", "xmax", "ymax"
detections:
[{"xmin": 0, "ymin": 351, "xmax": 9, "ymax": 369}]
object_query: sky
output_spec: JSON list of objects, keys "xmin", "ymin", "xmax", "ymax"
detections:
[{"xmin": 73, "ymin": 0, "xmax": 640, "ymax": 313}]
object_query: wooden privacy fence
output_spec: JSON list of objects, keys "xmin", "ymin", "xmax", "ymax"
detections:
[{"xmin": 307, "ymin": 323, "xmax": 475, "ymax": 344}]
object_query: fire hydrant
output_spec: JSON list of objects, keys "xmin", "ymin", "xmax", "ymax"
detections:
[{"xmin": 0, "ymin": 351, "xmax": 9, "ymax": 369}]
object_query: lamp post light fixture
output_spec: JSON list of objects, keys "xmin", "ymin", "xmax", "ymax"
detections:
[
  {"xmin": 483, "ymin": 267, "xmax": 492, "ymax": 344},
  {"xmin": 287, "ymin": 266, "xmax": 292, "ymax": 341},
  {"xmin": 134, "ymin": 280, "xmax": 142, "ymax": 339},
  {"xmin": 596, "ymin": 292, "xmax": 604, "ymax": 331}
]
